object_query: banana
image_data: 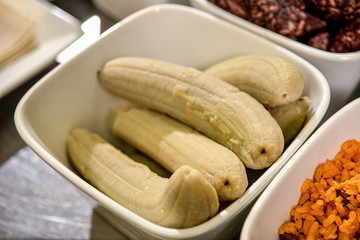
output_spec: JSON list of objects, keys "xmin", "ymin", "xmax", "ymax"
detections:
[
  {"xmin": 204, "ymin": 54, "xmax": 304, "ymax": 107},
  {"xmin": 268, "ymin": 96, "xmax": 311, "ymax": 146},
  {"xmin": 112, "ymin": 137, "xmax": 172, "ymax": 178},
  {"xmin": 128, "ymin": 151, "xmax": 171, "ymax": 178},
  {"xmin": 67, "ymin": 128, "xmax": 219, "ymax": 228},
  {"xmin": 113, "ymin": 107, "xmax": 248, "ymax": 201},
  {"xmin": 98, "ymin": 56, "xmax": 284, "ymax": 169}
]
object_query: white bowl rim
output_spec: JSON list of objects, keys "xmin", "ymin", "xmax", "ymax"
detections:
[{"xmin": 189, "ymin": 0, "xmax": 360, "ymax": 62}]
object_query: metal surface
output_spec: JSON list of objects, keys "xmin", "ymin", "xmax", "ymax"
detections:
[
  {"xmin": 0, "ymin": 146, "xmax": 126, "ymax": 239},
  {"xmin": 0, "ymin": 1, "xmax": 127, "ymax": 239}
]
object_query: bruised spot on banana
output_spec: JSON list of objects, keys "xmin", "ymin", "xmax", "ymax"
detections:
[
  {"xmin": 67, "ymin": 128, "xmax": 219, "ymax": 228},
  {"xmin": 98, "ymin": 56, "xmax": 284, "ymax": 169},
  {"xmin": 113, "ymin": 107, "xmax": 248, "ymax": 201},
  {"xmin": 268, "ymin": 96, "xmax": 311, "ymax": 146},
  {"xmin": 204, "ymin": 54, "xmax": 304, "ymax": 108}
]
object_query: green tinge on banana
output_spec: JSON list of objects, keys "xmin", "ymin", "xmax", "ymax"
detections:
[
  {"xmin": 204, "ymin": 54, "xmax": 304, "ymax": 107},
  {"xmin": 113, "ymin": 107, "xmax": 248, "ymax": 201},
  {"xmin": 268, "ymin": 96, "xmax": 311, "ymax": 145},
  {"xmin": 98, "ymin": 57, "xmax": 284, "ymax": 169},
  {"xmin": 67, "ymin": 128, "xmax": 219, "ymax": 228}
]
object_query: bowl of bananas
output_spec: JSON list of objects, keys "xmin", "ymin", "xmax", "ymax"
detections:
[
  {"xmin": 15, "ymin": 4, "xmax": 330, "ymax": 240},
  {"xmin": 189, "ymin": 0, "xmax": 360, "ymax": 118}
]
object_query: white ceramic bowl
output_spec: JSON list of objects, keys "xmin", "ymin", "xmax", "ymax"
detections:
[
  {"xmin": 189, "ymin": 0, "xmax": 360, "ymax": 118},
  {"xmin": 92, "ymin": 0, "xmax": 189, "ymax": 20},
  {"xmin": 241, "ymin": 97, "xmax": 360, "ymax": 240},
  {"xmin": 15, "ymin": 4, "xmax": 330, "ymax": 240}
]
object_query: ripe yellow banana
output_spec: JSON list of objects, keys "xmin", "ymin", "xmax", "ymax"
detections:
[
  {"xmin": 204, "ymin": 54, "xmax": 304, "ymax": 107},
  {"xmin": 67, "ymin": 128, "xmax": 219, "ymax": 228},
  {"xmin": 268, "ymin": 96, "xmax": 311, "ymax": 145},
  {"xmin": 113, "ymin": 107, "xmax": 248, "ymax": 201},
  {"xmin": 98, "ymin": 57, "xmax": 284, "ymax": 169}
]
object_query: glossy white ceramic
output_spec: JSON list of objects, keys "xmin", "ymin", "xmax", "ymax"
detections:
[
  {"xmin": 241, "ymin": 97, "xmax": 360, "ymax": 240},
  {"xmin": 189, "ymin": 0, "xmax": 360, "ymax": 117},
  {"xmin": 15, "ymin": 4, "xmax": 330, "ymax": 240},
  {"xmin": 92, "ymin": 0, "xmax": 189, "ymax": 20}
]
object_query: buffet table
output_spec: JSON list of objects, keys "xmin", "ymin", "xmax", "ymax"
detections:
[{"xmin": 0, "ymin": 0, "xmax": 359, "ymax": 239}]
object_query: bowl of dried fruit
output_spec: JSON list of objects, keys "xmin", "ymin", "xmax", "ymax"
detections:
[
  {"xmin": 189, "ymin": 0, "xmax": 360, "ymax": 117},
  {"xmin": 15, "ymin": 4, "xmax": 330, "ymax": 240},
  {"xmin": 241, "ymin": 97, "xmax": 360, "ymax": 240}
]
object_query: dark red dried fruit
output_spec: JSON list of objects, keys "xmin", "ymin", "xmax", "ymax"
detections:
[
  {"xmin": 248, "ymin": 0, "xmax": 309, "ymax": 39},
  {"xmin": 330, "ymin": 18, "xmax": 360, "ymax": 52},
  {"xmin": 307, "ymin": 32, "xmax": 330, "ymax": 50},
  {"xmin": 307, "ymin": 0, "xmax": 360, "ymax": 20},
  {"xmin": 211, "ymin": 0, "xmax": 248, "ymax": 19},
  {"xmin": 209, "ymin": 0, "xmax": 360, "ymax": 53},
  {"xmin": 208, "ymin": 0, "xmax": 247, "ymax": 19},
  {"xmin": 209, "ymin": 0, "xmax": 327, "ymax": 39}
]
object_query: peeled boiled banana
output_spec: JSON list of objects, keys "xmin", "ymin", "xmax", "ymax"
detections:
[
  {"xmin": 128, "ymin": 151, "xmax": 171, "ymax": 178},
  {"xmin": 113, "ymin": 107, "xmax": 248, "ymax": 201},
  {"xmin": 98, "ymin": 56, "xmax": 284, "ymax": 169},
  {"xmin": 67, "ymin": 128, "xmax": 219, "ymax": 228},
  {"xmin": 268, "ymin": 96, "xmax": 311, "ymax": 145},
  {"xmin": 204, "ymin": 54, "xmax": 304, "ymax": 107}
]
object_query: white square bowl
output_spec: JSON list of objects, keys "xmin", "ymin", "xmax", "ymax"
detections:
[
  {"xmin": 241, "ymin": 97, "xmax": 360, "ymax": 240},
  {"xmin": 14, "ymin": 4, "xmax": 330, "ymax": 240},
  {"xmin": 189, "ymin": 0, "xmax": 360, "ymax": 117}
]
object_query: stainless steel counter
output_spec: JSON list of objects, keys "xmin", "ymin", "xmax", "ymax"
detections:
[
  {"xmin": 0, "ymin": 0, "xmax": 359, "ymax": 239},
  {"xmin": 0, "ymin": 1, "xmax": 127, "ymax": 238}
]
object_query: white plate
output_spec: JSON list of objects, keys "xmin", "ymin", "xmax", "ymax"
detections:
[
  {"xmin": 189, "ymin": 0, "xmax": 360, "ymax": 117},
  {"xmin": 14, "ymin": 4, "xmax": 330, "ymax": 240},
  {"xmin": 0, "ymin": 0, "xmax": 81, "ymax": 98},
  {"xmin": 241, "ymin": 97, "xmax": 360, "ymax": 240}
]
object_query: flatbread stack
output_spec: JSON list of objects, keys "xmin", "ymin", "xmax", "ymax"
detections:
[{"xmin": 0, "ymin": 1, "xmax": 37, "ymax": 69}]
